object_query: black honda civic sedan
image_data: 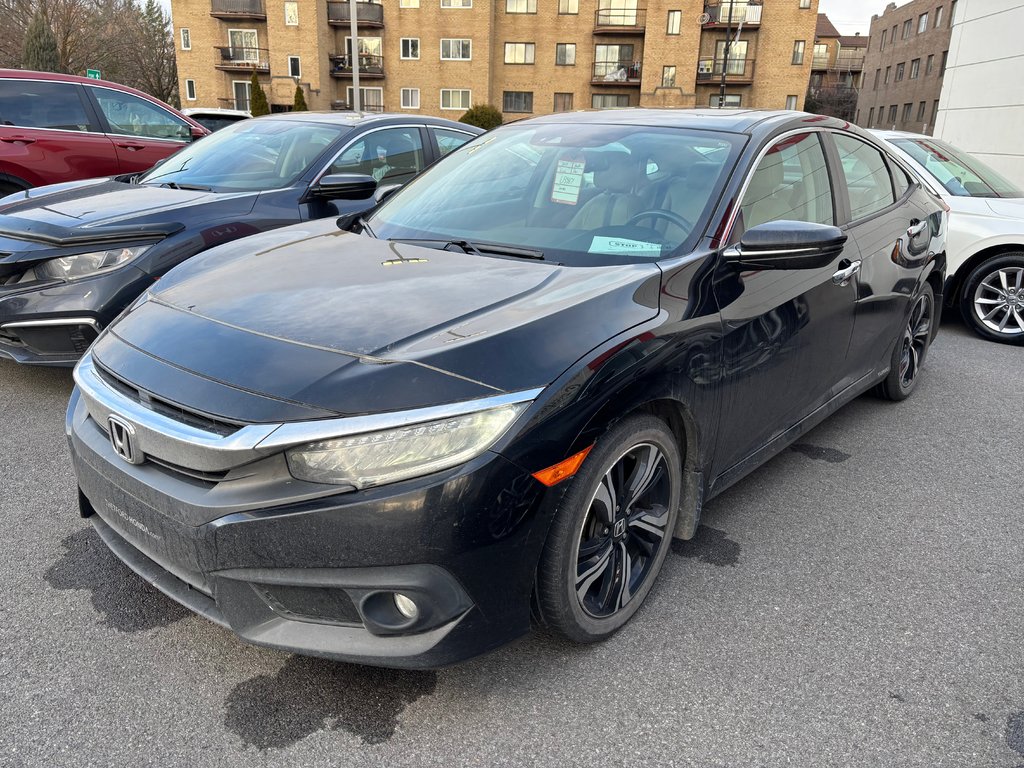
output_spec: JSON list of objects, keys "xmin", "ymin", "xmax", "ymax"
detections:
[
  {"xmin": 67, "ymin": 109, "xmax": 946, "ymax": 668},
  {"xmin": 0, "ymin": 112, "xmax": 480, "ymax": 365}
]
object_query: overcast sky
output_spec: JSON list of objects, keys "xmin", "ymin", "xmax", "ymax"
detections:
[{"xmin": 818, "ymin": 0, "xmax": 912, "ymax": 35}]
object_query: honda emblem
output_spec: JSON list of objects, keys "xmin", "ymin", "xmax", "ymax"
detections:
[{"xmin": 108, "ymin": 415, "xmax": 143, "ymax": 465}]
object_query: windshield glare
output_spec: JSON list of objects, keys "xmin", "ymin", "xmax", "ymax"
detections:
[
  {"xmin": 367, "ymin": 124, "xmax": 742, "ymax": 265},
  {"xmin": 893, "ymin": 138, "xmax": 1024, "ymax": 198},
  {"xmin": 139, "ymin": 119, "xmax": 344, "ymax": 192}
]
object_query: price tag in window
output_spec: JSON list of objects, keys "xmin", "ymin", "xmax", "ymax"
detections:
[{"xmin": 551, "ymin": 155, "xmax": 585, "ymax": 205}]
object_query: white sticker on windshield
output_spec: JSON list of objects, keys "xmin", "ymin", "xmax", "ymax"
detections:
[
  {"xmin": 588, "ymin": 236, "xmax": 662, "ymax": 257},
  {"xmin": 551, "ymin": 157, "xmax": 585, "ymax": 205}
]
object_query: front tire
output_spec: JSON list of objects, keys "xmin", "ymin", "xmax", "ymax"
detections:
[
  {"xmin": 535, "ymin": 415, "xmax": 681, "ymax": 643},
  {"xmin": 877, "ymin": 282, "xmax": 935, "ymax": 401},
  {"xmin": 959, "ymin": 254, "xmax": 1024, "ymax": 345}
]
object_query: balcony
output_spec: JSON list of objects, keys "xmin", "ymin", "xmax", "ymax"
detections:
[
  {"xmin": 327, "ymin": 0, "xmax": 384, "ymax": 28},
  {"xmin": 702, "ymin": 2, "xmax": 762, "ymax": 27},
  {"xmin": 592, "ymin": 61, "xmax": 642, "ymax": 86},
  {"xmin": 833, "ymin": 52, "xmax": 866, "ymax": 71},
  {"xmin": 209, "ymin": 0, "xmax": 266, "ymax": 20},
  {"xmin": 214, "ymin": 46, "xmax": 270, "ymax": 72},
  {"xmin": 697, "ymin": 57, "xmax": 756, "ymax": 84},
  {"xmin": 329, "ymin": 53, "xmax": 385, "ymax": 79},
  {"xmin": 812, "ymin": 54, "xmax": 830, "ymax": 70},
  {"xmin": 594, "ymin": 6, "xmax": 646, "ymax": 34},
  {"xmin": 331, "ymin": 100, "xmax": 384, "ymax": 112}
]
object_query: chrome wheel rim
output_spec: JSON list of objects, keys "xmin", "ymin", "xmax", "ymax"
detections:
[
  {"xmin": 899, "ymin": 292, "xmax": 933, "ymax": 389},
  {"xmin": 973, "ymin": 266, "xmax": 1024, "ymax": 336},
  {"xmin": 572, "ymin": 443, "xmax": 671, "ymax": 619}
]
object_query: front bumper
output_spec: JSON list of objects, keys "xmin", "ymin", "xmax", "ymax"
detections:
[{"xmin": 67, "ymin": 386, "xmax": 555, "ymax": 669}]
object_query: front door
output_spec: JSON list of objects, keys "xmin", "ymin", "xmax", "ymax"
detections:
[
  {"xmin": 711, "ymin": 131, "xmax": 859, "ymax": 475},
  {"xmin": 86, "ymin": 86, "xmax": 191, "ymax": 174}
]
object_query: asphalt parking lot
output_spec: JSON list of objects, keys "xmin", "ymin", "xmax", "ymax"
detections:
[{"xmin": 1, "ymin": 316, "xmax": 1022, "ymax": 768}]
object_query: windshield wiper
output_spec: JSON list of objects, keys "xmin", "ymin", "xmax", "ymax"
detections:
[
  {"xmin": 157, "ymin": 181, "xmax": 212, "ymax": 191},
  {"xmin": 387, "ymin": 238, "xmax": 544, "ymax": 260}
]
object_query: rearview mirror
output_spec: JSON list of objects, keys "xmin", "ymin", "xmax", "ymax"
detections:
[
  {"xmin": 724, "ymin": 221, "xmax": 848, "ymax": 270},
  {"xmin": 309, "ymin": 173, "xmax": 378, "ymax": 201}
]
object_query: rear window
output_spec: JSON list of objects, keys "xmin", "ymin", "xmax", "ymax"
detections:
[
  {"xmin": 892, "ymin": 137, "xmax": 1024, "ymax": 198},
  {"xmin": 0, "ymin": 79, "xmax": 95, "ymax": 132}
]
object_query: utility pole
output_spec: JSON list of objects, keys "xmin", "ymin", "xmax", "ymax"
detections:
[
  {"xmin": 718, "ymin": 0, "xmax": 735, "ymax": 108},
  {"xmin": 349, "ymin": 0, "xmax": 360, "ymax": 111}
]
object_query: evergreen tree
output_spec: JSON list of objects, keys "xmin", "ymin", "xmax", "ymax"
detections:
[
  {"xmin": 459, "ymin": 104, "xmax": 502, "ymax": 130},
  {"xmin": 249, "ymin": 70, "xmax": 270, "ymax": 116},
  {"xmin": 293, "ymin": 84, "xmax": 308, "ymax": 111},
  {"xmin": 22, "ymin": 10, "xmax": 61, "ymax": 73}
]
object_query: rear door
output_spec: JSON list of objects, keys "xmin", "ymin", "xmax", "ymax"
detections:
[
  {"xmin": 85, "ymin": 85, "xmax": 192, "ymax": 174},
  {"xmin": 712, "ymin": 130, "xmax": 859, "ymax": 475},
  {"xmin": 0, "ymin": 78, "xmax": 120, "ymax": 187}
]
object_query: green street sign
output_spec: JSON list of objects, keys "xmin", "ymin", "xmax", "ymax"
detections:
[{"xmin": 86, "ymin": 69, "xmax": 101, "ymax": 79}]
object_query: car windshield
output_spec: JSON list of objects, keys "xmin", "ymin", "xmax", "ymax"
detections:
[
  {"xmin": 139, "ymin": 119, "xmax": 344, "ymax": 192},
  {"xmin": 366, "ymin": 123, "xmax": 744, "ymax": 265},
  {"xmin": 892, "ymin": 137, "xmax": 1024, "ymax": 198}
]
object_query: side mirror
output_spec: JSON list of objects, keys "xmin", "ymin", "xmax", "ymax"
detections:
[
  {"xmin": 309, "ymin": 173, "xmax": 378, "ymax": 201},
  {"xmin": 724, "ymin": 221, "xmax": 848, "ymax": 270},
  {"xmin": 189, "ymin": 126, "xmax": 206, "ymax": 141}
]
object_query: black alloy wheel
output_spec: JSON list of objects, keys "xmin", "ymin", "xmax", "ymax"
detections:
[
  {"xmin": 877, "ymin": 282, "xmax": 934, "ymax": 401},
  {"xmin": 535, "ymin": 415, "xmax": 681, "ymax": 643}
]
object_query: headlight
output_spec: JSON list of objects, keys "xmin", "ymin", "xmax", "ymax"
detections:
[
  {"xmin": 285, "ymin": 402, "xmax": 528, "ymax": 489},
  {"xmin": 34, "ymin": 245, "xmax": 152, "ymax": 281}
]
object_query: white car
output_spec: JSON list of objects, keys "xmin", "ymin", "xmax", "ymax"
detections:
[
  {"xmin": 181, "ymin": 107, "xmax": 251, "ymax": 133},
  {"xmin": 872, "ymin": 130, "xmax": 1024, "ymax": 344}
]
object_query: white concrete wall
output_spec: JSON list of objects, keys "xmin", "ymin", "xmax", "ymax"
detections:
[{"xmin": 934, "ymin": 0, "xmax": 1024, "ymax": 187}]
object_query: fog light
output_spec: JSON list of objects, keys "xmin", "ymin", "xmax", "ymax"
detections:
[{"xmin": 393, "ymin": 592, "xmax": 419, "ymax": 620}]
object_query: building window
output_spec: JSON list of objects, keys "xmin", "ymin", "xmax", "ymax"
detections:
[
  {"xmin": 400, "ymin": 0, "xmax": 420, "ymax": 6},
  {"xmin": 891, "ymin": 25, "xmax": 897, "ymax": 44},
  {"xmin": 902, "ymin": 103, "xmax": 913, "ymax": 121},
  {"xmin": 873, "ymin": 69, "xmax": 880, "ymax": 89},
  {"xmin": 932, "ymin": 99, "xmax": 940, "ymax": 125},
  {"xmin": 440, "ymin": 0, "xmax": 471, "ymax": 7},
  {"xmin": 401, "ymin": 38, "xmax": 420, "ymax": 59},
  {"xmin": 666, "ymin": 10, "xmax": 681, "ymax": 34},
  {"xmin": 346, "ymin": 86, "xmax": 383, "ymax": 111},
  {"xmin": 284, "ymin": 1, "xmax": 298, "ymax": 25},
  {"xmin": 868, "ymin": 107, "xmax": 874, "ymax": 125},
  {"xmin": 935, "ymin": 6, "xmax": 944, "ymax": 27},
  {"xmin": 506, "ymin": 0, "xmax": 536, "ymax": 12},
  {"xmin": 592, "ymin": 94, "xmax": 630, "ymax": 109},
  {"xmin": 180, "ymin": 28, "xmax": 190, "ymax": 50},
  {"xmin": 799, "ymin": 0, "xmax": 810, "ymax": 8},
  {"xmin": 558, "ymin": 0, "xmax": 578, "ymax": 12},
  {"xmin": 185, "ymin": 79, "xmax": 196, "ymax": 100},
  {"xmin": 504, "ymin": 42, "xmax": 535, "ymax": 64},
  {"xmin": 441, "ymin": 88, "xmax": 471, "ymax": 109},
  {"xmin": 710, "ymin": 94, "xmax": 741, "ymax": 107},
  {"xmin": 792, "ymin": 40, "xmax": 805, "ymax": 65},
  {"xmin": 918, "ymin": 12, "xmax": 928, "ymax": 32},
  {"xmin": 949, "ymin": 0, "xmax": 957, "ymax": 25},
  {"xmin": 288, "ymin": 56, "xmax": 300, "ymax": 77},
  {"xmin": 556, "ymin": 43, "xmax": 576, "ymax": 66},
  {"xmin": 502, "ymin": 91, "xmax": 533, "ymax": 112},
  {"xmin": 926, "ymin": 54, "xmax": 934, "ymax": 75},
  {"xmin": 554, "ymin": 92, "xmax": 573, "ymax": 111},
  {"xmin": 880, "ymin": 29, "xmax": 886, "ymax": 50},
  {"xmin": 940, "ymin": 50, "xmax": 948, "ymax": 74},
  {"xmin": 785, "ymin": 95, "xmax": 798, "ymax": 110},
  {"xmin": 917, "ymin": 101, "xmax": 926, "ymax": 121},
  {"xmin": 661, "ymin": 65, "xmax": 676, "ymax": 87},
  {"xmin": 902, "ymin": 19, "xmax": 912, "ymax": 38},
  {"xmin": 441, "ymin": 39, "xmax": 472, "ymax": 60},
  {"xmin": 910, "ymin": 58, "xmax": 920, "ymax": 78},
  {"xmin": 895, "ymin": 62, "xmax": 905, "ymax": 81},
  {"xmin": 813, "ymin": 43, "xmax": 828, "ymax": 66},
  {"xmin": 888, "ymin": 104, "xmax": 898, "ymax": 123},
  {"xmin": 401, "ymin": 88, "xmax": 420, "ymax": 108},
  {"xmin": 232, "ymin": 80, "xmax": 250, "ymax": 111},
  {"xmin": 884, "ymin": 66, "xmax": 891, "ymax": 84}
]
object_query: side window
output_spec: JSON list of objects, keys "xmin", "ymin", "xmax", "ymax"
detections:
[
  {"xmin": 739, "ymin": 132, "xmax": 834, "ymax": 233},
  {"xmin": 0, "ymin": 80, "xmax": 94, "ymax": 132},
  {"xmin": 431, "ymin": 127, "xmax": 473, "ymax": 157},
  {"xmin": 91, "ymin": 88, "xmax": 190, "ymax": 141},
  {"xmin": 891, "ymin": 163, "xmax": 912, "ymax": 199},
  {"xmin": 329, "ymin": 127, "xmax": 425, "ymax": 184},
  {"xmin": 833, "ymin": 134, "xmax": 896, "ymax": 220}
]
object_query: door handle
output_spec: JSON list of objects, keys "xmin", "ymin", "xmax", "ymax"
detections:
[
  {"xmin": 0, "ymin": 136, "xmax": 36, "ymax": 144},
  {"xmin": 832, "ymin": 260, "xmax": 861, "ymax": 285},
  {"xmin": 907, "ymin": 220, "xmax": 928, "ymax": 239},
  {"xmin": 115, "ymin": 143, "xmax": 145, "ymax": 151}
]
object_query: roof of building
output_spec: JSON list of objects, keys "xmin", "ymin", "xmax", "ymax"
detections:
[
  {"xmin": 838, "ymin": 35, "xmax": 869, "ymax": 48},
  {"xmin": 816, "ymin": 14, "xmax": 842, "ymax": 38}
]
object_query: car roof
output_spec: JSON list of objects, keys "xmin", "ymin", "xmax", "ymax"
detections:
[
  {"xmin": 182, "ymin": 107, "xmax": 251, "ymax": 118},
  {"xmin": 870, "ymin": 129, "xmax": 931, "ymax": 140},
  {"xmin": 523, "ymin": 108, "xmax": 847, "ymax": 135},
  {"xmin": 249, "ymin": 110, "xmax": 483, "ymax": 130}
]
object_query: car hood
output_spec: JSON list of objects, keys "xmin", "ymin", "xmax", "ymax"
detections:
[
  {"xmin": 95, "ymin": 220, "xmax": 662, "ymax": 421},
  {"xmin": 985, "ymin": 198, "xmax": 1024, "ymax": 220},
  {"xmin": 0, "ymin": 179, "xmax": 257, "ymax": 245}
]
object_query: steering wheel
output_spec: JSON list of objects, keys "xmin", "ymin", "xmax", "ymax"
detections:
[{"xmin": 626, "ymin": 209, "xmax": 693, "ymax": 234}]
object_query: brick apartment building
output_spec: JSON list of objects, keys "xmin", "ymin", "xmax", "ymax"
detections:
[
  {"xmin": 855, "ymin": 0, "xmax": 954, "ymax": 134},
  {"xmin": 170, "ymin": 0, "xmax": 820, "ymax": 120},
  {"xmin": 805, "ymin": 13, "xmax": 866, "ymax": 121}
]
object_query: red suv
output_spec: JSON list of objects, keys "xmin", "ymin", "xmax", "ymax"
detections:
[{"xmin": 0, "ymin": 70, "xmax": 208, "ymax": 196}]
